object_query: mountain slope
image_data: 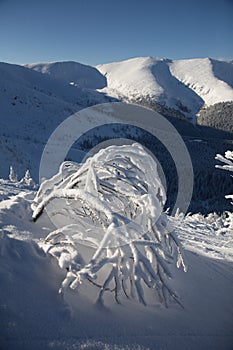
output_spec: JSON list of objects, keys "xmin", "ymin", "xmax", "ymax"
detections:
[
  {"xmin": 198, "ymin": 101, "xmax": 233, "ymax": 132},
  {"xmin": 97, "ymin": 57, "xmax": 204, "ymax": 118},
  {"xmin": 0, "ymin": 62, "xmax": 110, "ymax": 180},
  {"xmin": 96, "ymin": 57, "xmax": 233, "ymax": 120},
  {"xmin": 25, "ymin": 57, "xmax": 233, "ymax": 121},
  {"xmin": 25, "ymin": 61, "xmax": 107, "ymax": 89},
  {"xmin": 170, "ymin": 58, "xmax": 233, "ymax": 106}
]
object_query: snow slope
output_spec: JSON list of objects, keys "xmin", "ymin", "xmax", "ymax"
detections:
[
  {"xmin": 0, "ymin": 62, "xmax": 111, "ymax": 180},
  {"xmin": 0, "ymin": 181, "xmax": 233, "ymax": 350},
  {"xmin": 97, "ymin": 57, "xmax": 204, "ymax": 117},
  {"xmin": 170, "ymin": 58, "xmax": 233, "ymax": 106},
  {"xmin": 25, "ymin": 61, "xmax": 107, "ymax": 90},
  {"xmin": 97, "ymin": 57, "xmax": 233, "ymax": 118}
]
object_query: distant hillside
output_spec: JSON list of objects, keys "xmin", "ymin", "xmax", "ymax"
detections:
[
  {"xmin": 0, "ymin": 62, "xmax": 111, "ymax": 179},
  {"xmin": 25, "ymin": 61, "xmax": 107, "ymax": 90},
  {"xmin": 97, "ymin": 57, "xmax": 233, "ymax": 121},
  {"xmin": 170, "ymin": 58, "xmax": 233, "ymax": 106},
  {"xmin": 26, "ymin": 57, "xmax": 233, "ymax": 123},
  {"xmin": 198, "ymin": 102, "xmax": 233, "ymax": 133}
]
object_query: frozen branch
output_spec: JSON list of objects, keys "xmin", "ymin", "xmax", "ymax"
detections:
[{"xmin": 32, "ymin": 143, "xmax": 186, "ymax": 307}]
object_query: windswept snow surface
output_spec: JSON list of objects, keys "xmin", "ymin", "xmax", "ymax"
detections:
[{"xmin": 0, "ymin": 180, "xmax": 233, "ymax": 350}]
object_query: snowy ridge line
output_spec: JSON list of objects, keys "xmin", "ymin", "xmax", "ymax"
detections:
[
  {"xmin": 96, "ymin": 56, "xmax": 233, "ymax": 119},
  {"xmin": 25, "ymin": 57, "xmax": 233, "ymax": 121}
]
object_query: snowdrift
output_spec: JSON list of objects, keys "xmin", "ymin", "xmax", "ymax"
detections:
[{"xmin": 0, "ymin": 174, "xmax": 233, "ymax": 350}]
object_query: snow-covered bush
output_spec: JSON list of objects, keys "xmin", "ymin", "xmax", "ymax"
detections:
[
  {"xmin": 9, "ymin": 167, "xmax": 36, "ymax": 189},
  {"xmin": 19, "ymin": 169, "xmax": 36, "ymax": 188},
  {"xmin": 9, "ymin": 166, "xmax": 18, "ymax": 183},
  {"xmin": 215, "ymin": 150, "xmax": 233, "ymax": 230},
  {"xmin": 32, "ymin": 143, "xmax": 186, "ymax": 306},
  {"xmin": 215, "ymin": 151, "xmax": 233, "ymax": 205}
]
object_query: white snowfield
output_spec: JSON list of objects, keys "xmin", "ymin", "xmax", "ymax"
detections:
[{"xmin": 0, "ymin": 180, "xmax": 233, "ymax": 350}]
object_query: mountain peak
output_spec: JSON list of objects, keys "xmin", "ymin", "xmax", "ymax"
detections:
[{"xmin": 25, "ymin": 61, "xmax": 107, "ymax": 90}]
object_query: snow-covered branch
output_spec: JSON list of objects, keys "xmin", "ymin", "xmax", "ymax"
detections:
[
  {"xmin": 215, "ymin": 151, "xmax": 233, "ymax": 172},
  {"xmin": 32, "ymin": 143, "xmax": 186, "ymax": 307},
  {"xmin": 215, "ymin": 150, "xmax": 233, "ymax": 205}
]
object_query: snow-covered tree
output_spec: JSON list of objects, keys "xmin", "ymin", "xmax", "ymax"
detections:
[
  {"xmin": 215, "ymin": 151, "xmax": 233, "ymax": 205},
  {"xmin": 32, "ymin": 143, "xmax": 187, "ymax": 307},
  {"xmin": 19, "ymin": 169, "xmax": 36, "ymax": 188},
  {"xmin": 215, "ymin": 151, "xmax": 233, "ymax": 230},
  {"xmin": 9, "ymin": 166, "xmax": 18, "ymax": 183}
]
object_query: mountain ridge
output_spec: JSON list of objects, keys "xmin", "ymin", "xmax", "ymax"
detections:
[
  {"xmin": 24, "ymin": 56, "xmax": 233, "ymax": 121},
  {"xmin": 25, "ymin": 60, "xmax": 107, "ymax": 90},
  {"xmin": 96, "ymin": 57, "xmax": 233, "ymax": 120}
]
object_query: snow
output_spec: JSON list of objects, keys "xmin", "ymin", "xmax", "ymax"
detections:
[
  {"xmin": 98, "ymin": 57, "xmax": 164, "ymax": 99},
  {"xmin": 0, "ymin": 58, "xmax": 232, "ymax": 180},
  {"xmin": 97, "ymin": 57, "xmax": 203, "ymax": 118},
  {"xmin": 0, "ymin": 62, "xmax": 110, "ymax": 180},
  {"xmin": 97, "ymin": 57, "xmax": 233, "ymax": 119},
  {"xmin": 32, "ymin": 144, "xmax": 185, "ymax": 306},
  {"xmin": 25, "ymin": 57, "xmax": 233, "ymax": 122},
  {"xmin": 170, "ymin": 58, "xmax": 233, "ymax": 106},
  {"xmin": 0, "ymin": 180, "xmax": 233, "ymax": 349},
  {"xmin": 25, "ymin": 61, "xmax": 107, "ymax": 90},
  {"xmin": 172, "ymin": 212, "xmax": 233, "ymax": 262},
  {"xmin": 0, "ymin": 57, "xmax": 233, "ymax": 348}
]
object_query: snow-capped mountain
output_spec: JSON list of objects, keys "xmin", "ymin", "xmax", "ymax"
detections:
[
  {"xmin": 26, "ymin": 57, "xmax": 233, "ymax": 121},
  {"xmin": 25, "ymin": 61, "xmax": 107, "ymax": 90},
  {"xmin": 97, "ymin": 57, "xmax": 233, "ymax": 120}
]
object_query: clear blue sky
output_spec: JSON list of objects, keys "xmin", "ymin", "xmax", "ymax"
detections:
[{"xmin": 0, "ymin": 0, "xmax": 232, "ymax": 65}]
